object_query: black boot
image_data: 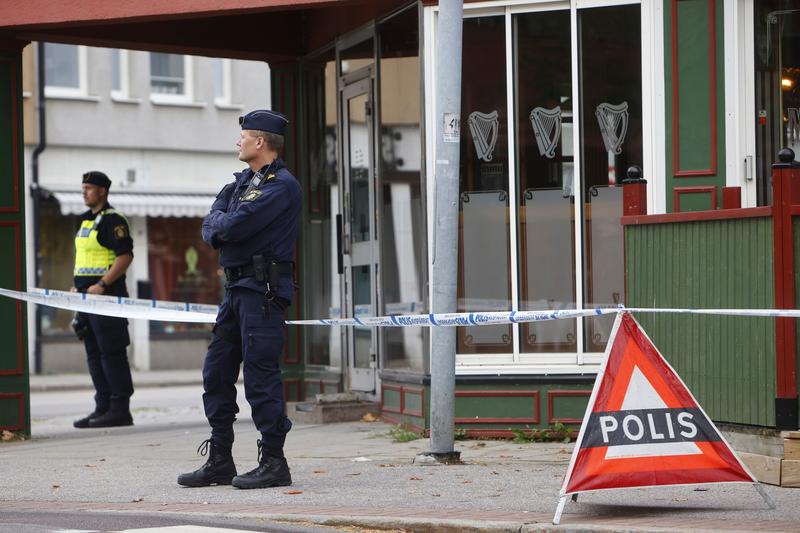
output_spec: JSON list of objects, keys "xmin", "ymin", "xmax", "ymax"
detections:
[
  {"xmin": 73, "ymin": 409, "xmax": 107, "ymax": 429},
  {"xmin": 177, "ymin": 439, "xmax": 237, "ymax": 487},
  {"xmin": 232, "ymin": 439, "xmax": 292, "ymax": 489},
  {"xmin": 87, "ymin": 410, "xmax": 133, "ymax": 428}
]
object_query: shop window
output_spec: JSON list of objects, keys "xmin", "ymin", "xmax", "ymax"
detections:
[
  {"xmin": 147, "ymin": 217, "xmax": 221, "ymax": 335},
  {"xmin": 754, "ymin": 1, "xmax": 800, "ymax": 204},
  {"xmin": 457, "ymin": 15, "xmax": 512, "ymax": 356},
  {"xmin": 378, "ymin": 5, "xmax": 426, "ymax": 372},
  {"xmin": 39, "ymin": 201, "xmax": 78, "ymax": 336},
  {"xmin": 514, "ymin": 10, "xmax": 576, "ymax": 354},
  {"xmin": 578, "ymin": 5, "xmax": 639, "ymax": 352},
  {"xmin": 303, "ymin": 46, "xmax": 342, "ymax": 369}
]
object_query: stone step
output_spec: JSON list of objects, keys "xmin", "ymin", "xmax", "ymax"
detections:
[{"xmin": 288, "ymin": 399, "xmax": 380, "ymax": 425}]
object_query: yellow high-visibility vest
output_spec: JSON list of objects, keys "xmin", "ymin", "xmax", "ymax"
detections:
[{"xmin": 74, "ymin": 208, "xmax": 124, "ymax": 277}]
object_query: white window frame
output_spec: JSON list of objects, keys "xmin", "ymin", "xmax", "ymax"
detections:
[
  {"xmin": 150, "ymin": 53, "xmax": 195, "ymax": 105},
  {"xmin": 425, "ymin": 0, "xmax": 656, "ymax": 374},
  {"xmin": 724, "ymin": 0, "xmax": 757, "ymax": 207},
  {"xmin": 44, "ymin": 44, "xmax": 90, "ymax": 99},
  {"xmin": 110, "ymin": 49, "xmax": 137, "ymax": 102},
  {"xmin": 214, "ymin": 58, "xmax": 235, "ymax": 107}
]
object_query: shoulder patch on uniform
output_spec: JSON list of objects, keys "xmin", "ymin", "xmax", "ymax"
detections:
[
  {"xmin": 240, "ymin": 189, "xmax": 263, "ymax": 202},
  {"xmin": 113, "ymin": 225, "xmax": 128, "ymax": 239}
]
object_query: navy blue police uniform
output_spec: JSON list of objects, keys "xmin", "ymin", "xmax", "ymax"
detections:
[
  {"xmin": 72, "ymin": 171, "xmax": 135, "ymax": 428},
  {"xmin": 181, "ymin": 109, "xmax": 301, "ymax": 489}
]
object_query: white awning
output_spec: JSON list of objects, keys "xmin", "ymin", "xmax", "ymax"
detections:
[{"xmin": 51, "ymin": 190, "xmax": 217, "ymax": 218}]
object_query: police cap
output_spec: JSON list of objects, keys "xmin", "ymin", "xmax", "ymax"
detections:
[
  {"xmin": 239, "ymin": 109, "xmax": 289, "ymax": 136},
  {"xmin": 82, "ymin": 171, "xmax": 111, "ymax": 189}
]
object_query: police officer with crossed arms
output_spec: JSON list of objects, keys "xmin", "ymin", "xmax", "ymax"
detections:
[
  {"xmin": 178, "ymin": 110, "xmax": 302, "ymax": 489},
  {"xmin": 72, "ymin": 171, "xmax": 135, "ymax": 429}
]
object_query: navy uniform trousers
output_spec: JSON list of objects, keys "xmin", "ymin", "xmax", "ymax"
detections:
[
  {"xmin": 203, "ymin": 286, "xmax": 292, "ymax": 452},
  {"xmin": 82, "ymin": 313, "xmax": 134, "ymax": 413}
]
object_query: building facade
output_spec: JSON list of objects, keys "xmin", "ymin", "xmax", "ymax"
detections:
[{"xmin": 23, "ymin": 43, "xmax": 272, "ymax": 373}]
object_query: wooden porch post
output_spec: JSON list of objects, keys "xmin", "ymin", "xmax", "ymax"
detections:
[
  {"xmin": 0, "ymin": 40, "xmax": 29, "ymax": 436},
  {"xmin": 771, "ymin": 148, "xmax": 800, "ymax": 430}
]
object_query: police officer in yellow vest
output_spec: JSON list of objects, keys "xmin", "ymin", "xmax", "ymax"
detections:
[{"xmin": 72, "ymin": 171, "xmax": 135, "ymax": 428}]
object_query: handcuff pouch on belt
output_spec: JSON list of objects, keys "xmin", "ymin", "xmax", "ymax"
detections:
[{"xmin": 252, "ymin": 254, "xmax": 281, "ymax": 300}]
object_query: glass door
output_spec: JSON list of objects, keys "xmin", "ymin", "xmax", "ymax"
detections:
[{"xmin": 341, "ymin": 75, "xmax": 378, "ymax": 392}]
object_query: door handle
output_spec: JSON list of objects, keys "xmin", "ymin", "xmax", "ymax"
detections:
[{"xmin": 336, "ymin": 214, "xmax": 344, "ymax": 275}]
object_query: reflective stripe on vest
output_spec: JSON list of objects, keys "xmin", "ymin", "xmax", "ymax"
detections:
[{"xmin": 74, "ymin": 209, "xmax": 118, "ymax": 277}]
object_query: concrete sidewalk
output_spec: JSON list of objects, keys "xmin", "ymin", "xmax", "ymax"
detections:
[
  {"xmin": 6, "ymin": 375, "xmax": 800, "ymax": 532},
  {"xmin": 29, "ymin": 369, "xmax": 202, "ymax": 392}
]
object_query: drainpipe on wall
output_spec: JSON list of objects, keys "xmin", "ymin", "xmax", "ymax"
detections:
[{"xmin": 30, "ymin": 41, "xmax": 46, "ymax": 374}]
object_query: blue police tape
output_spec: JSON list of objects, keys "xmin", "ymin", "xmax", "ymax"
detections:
[
  {"xmin": 0, "ymin": 287, "xmax": 218, "ymax": 323},
  {"xmin": 4, "ymin": 287, "xmax": 800, "ymax": 325}
]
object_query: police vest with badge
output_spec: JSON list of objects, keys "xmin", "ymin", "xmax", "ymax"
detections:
[{"xmin": 74, "ymin": 172, "xmax": 133, "ymax": 296}]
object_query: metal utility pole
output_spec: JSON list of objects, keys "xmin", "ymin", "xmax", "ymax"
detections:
[{"xmin": 427, "ymin": 0, "xmax": 464, "ymax": 461}]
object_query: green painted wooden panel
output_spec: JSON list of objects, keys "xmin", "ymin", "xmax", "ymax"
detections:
[
  {"xmin": 455, "ymin": 393, "xmax": 537, "ymax": 421},
  {"xmin": 550, "ymin": 392, "xmax": 590, "ymax": 423},
  {"xmin": 675, "ymin": 0, "xmax": 712, "ymax": 170},
  {"xmin": 626, "ymin": 217, "xmax": 775, "ymax": 426},
  {"xmin": 0, "ymin": 60, "xmax": 14, "ymax": 209},
  {"xmin": 664, "ymin": 0, "xmax": 727, "ymax": 212},
  {"xmin": 0, "ymin": 49, "xmax": 28, "ymax": 436}
]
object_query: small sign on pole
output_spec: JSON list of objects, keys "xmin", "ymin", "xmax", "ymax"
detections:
[{"xmin": 553, "ymin": 312, "xmax": 774, "ymax": 525}]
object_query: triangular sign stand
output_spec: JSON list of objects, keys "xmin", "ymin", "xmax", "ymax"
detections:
[{"xmin": 552, "ymin": 312, "xmax": 775, "ymax": 525}]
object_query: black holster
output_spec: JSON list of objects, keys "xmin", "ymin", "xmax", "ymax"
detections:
[{"xmin": 71, "ymin": 312, "xmax": 89, "ymax": 341}]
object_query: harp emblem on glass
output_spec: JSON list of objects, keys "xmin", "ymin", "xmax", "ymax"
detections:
[
  {"xmin": 468, "ymin": 110, "xmax": 499, "ymax": 162},
  {"xmin": 595, "ymin": 102, "xmax": 629, "ymax": 155},
  {"xmin": 529, "ymin": 106, "xmax": 562, "ymax": 159}
]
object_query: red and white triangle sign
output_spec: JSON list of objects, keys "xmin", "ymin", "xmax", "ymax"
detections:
[{"xmin": 560, "ymin": 312, "xmax": 756, "ymax": 497}]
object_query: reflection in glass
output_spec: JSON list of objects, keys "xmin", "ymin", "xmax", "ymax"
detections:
[
  {"xmin": 520, "ymin": 189, "xmax": 576, "ymax": 352},
  {"xmin": 583, "ymin": 186, "xmax": 624, "ymax": 350},
  {"xmin": 352, "ymin": 265, "xmax": 372, "ymax": 369},
  {"xmin": 378, "ymin": 6, "xmax": 427, "ymax": 372},
  {"xmin": 348, "ymin": 92, "xmax": 371, "ymax": 243},
  {"xmin": 340, "ymin": 37, "xmax": 374, "ymax": 75},
  {"xmin": 304, "ymin": 48, "xmax": 341, "ymax": 367},
  {"xmin": 580, "ymin": 5, "xmax": 640, "ymax": 351},
  {"xmin": 514, "ymin": 10, "xmax": 576, "ymax": 353},
  {"xmin": 754, "ymin": 0, "xmax": 800, "ymax": 204},
  {"xmin": 457, "ymin": 15, "xmax": 512, "ymax": 354}
]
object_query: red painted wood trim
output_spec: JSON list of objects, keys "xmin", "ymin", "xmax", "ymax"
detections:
[
  {"xmin": 402, "ymin": 386, "xmax": 424, "ymax": 418},
  {"xmin": 0, "ymin": 392, "xmax": 24, "ymax": 431},
  {"xmin": 0, "ymin": 0, "xmax": 345, "ymax": 28},
  {"xmin": 673, "ymin": 186, "xmax": 718, "ymax": 213},
  {"xmin": 0, "ymin": 57, "xmax": 20, "ymax": 214},
  {"xmin": 0, "ymin": 221, "xmax": 22, "ymax": 376},
  {"xmin": 454, "ymin": 390, "xmax": 539, "ymax": 425},
  {"xmin": 381, "ymin": 384, "xmax": 403, "ymax": 415},
  {"xmin": 547, "ymin": 390, "xmax": 591, "ymax": 424},
  {"xmin": 622, "ymin": 206, "xmax": 771, "ymax": 226},
  {"xmin": 772, "ymin": 166, "xmax": 799, "ymax": 399},
  {"xmin": 671, "ymin": 0, "xmax": 717, "ymax": 177}
]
